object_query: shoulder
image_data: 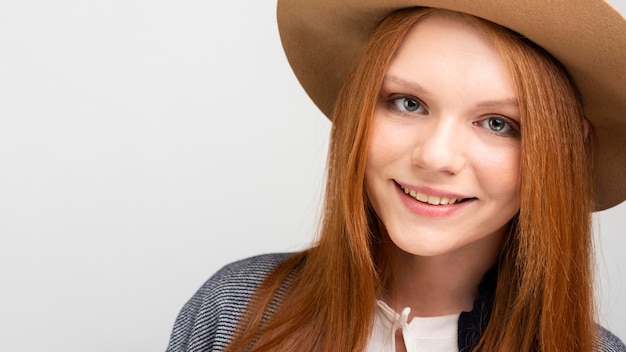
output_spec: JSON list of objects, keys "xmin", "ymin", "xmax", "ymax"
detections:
[
  {"xmin": 597, "ymin": 326, "xmax": 626, "ymax": 352},
  {"xmin": 166, "ymin": 253, "xmax": 292, "ymax": 352},
  {"xmin": 203, "ymin": 252, "xmax": 292, "ymax": 291},
  {"xmin": 186, "ymin": 252, "xmax": 292, "ymax": 314}
]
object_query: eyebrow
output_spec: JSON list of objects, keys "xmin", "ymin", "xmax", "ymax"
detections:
[
  {"xmin": 475, "ymin": 98, "xmax": 519, "ymax": 108},
  {"xmin": 382, "ymin": 74, "xmax": 519, "ymax": 108},
  {"xmin": 383, "ymin": 75, "xmax": 427, "ymax": 95}
]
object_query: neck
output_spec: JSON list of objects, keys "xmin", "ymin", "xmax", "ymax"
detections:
[{"xmin": 387, "ymin": 236, "xmax": 501, "ymax": 318}]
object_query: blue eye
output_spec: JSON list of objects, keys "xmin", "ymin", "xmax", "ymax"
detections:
[
  {"xmin": 487, "ymin": 117, "xmax": 507, "ymax": 131},
  {"xmin": 390, "ymin": 96, "xmax": 427, "ymax": 115},
  {"xmin": 475, "ymin": 116, "xmax": 519, "ymax": 136}
]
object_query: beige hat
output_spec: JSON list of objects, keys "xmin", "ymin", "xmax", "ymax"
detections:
[{"xmin": 277, "ymin": 0, "xmax": 626, "ymax": 210}]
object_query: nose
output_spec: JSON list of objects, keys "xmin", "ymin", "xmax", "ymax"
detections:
[{"xmin": 411, "ymin": 117, "xmax": 466, "ymax": 175}]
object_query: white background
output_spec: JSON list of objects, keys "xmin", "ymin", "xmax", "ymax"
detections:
[{"xmin": 0, "ymin": 1, "xmax": 624, "ymax": 351}]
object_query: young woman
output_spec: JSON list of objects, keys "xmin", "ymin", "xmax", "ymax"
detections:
[{"xmin": 167, "ymin": 1, "xmax": 626, "ymax": 351}]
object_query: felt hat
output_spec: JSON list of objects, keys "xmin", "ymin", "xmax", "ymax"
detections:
[{"xmin": 277, "ymin": 0, "xmax": 626, "ymax": 210}]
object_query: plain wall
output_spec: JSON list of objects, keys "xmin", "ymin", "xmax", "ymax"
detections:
[{"xmin": 0, "ymin": 1, "xmax": 624, "ymax": 351}]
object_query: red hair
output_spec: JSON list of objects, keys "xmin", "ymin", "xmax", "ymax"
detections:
[
  {"xmin": 477, "ymin": 15, "xmax": 595, "ymax": 351},
  {"xmin": 227, "ymin": 8, "xmax": 595, "ymax": 352}
]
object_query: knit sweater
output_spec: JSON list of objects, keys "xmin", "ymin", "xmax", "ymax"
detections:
[{"xmin": 166, "ymin": 253, "xmax": 626, "ymax": 352}]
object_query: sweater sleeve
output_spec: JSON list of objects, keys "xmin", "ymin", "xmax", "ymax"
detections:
[
  {"xmin": 165, "ymin": 253, "xmax": 290, "ymax": 352},
  {"xmin": 597, "ymin": 326, "xmax": 626, "ymax": 352}
]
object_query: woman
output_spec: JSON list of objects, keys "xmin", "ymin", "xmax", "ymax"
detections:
[{"xmin": 167, "ymin": 1, "xmax": 626, "ymax": 351}]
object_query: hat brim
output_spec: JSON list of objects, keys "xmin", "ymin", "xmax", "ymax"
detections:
[{"xmin": 277, "ymin": 0, "xmax": 626, "ymax": 210}]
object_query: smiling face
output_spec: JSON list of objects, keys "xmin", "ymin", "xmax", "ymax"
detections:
[{"xmin": 365, "ymin": 13, "xmax": 521, "ymax": 260}]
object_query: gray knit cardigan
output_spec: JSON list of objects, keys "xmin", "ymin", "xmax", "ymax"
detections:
[{"xmin": 166, "ymin": 253, "xmax": 626, "ymax": 352}]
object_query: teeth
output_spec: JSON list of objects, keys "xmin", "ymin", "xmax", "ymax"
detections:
[
  {"xmin": 400, "ymin": 185, "xmax": 461, "ymax": 205},
  {"xmin": 427, "ymin": 196, "xmax": 441, "ymax": 205}
]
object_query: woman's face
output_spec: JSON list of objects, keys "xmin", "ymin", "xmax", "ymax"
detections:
[{"xmin": 365, "ymin": 14, "xmax": 521, "ymax": 259}]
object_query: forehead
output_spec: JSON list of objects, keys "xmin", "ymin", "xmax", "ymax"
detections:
[
  {"xmin": 385, "ymin": 12, "xmax": 517, "ymax": 105},
  {"xmin": 390, "ymin": 12, "xmax": 500, "ymax": 71}
]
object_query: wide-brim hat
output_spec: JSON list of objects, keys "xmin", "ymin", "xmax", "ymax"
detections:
[{"xmin": 276, "ymin": 0, "xmax": 626, "ymax": 211}]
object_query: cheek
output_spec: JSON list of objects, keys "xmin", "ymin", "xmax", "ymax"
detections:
[
  {"xmin": 477, "ymin": 144, "xmax": 521, "ymax": 204},
  {"xmin": 364, "ymin": 118, "xmax": 398, "ymax": 207},
  {"xmin": 500, "ymin": 149, "xmax": 521, "ymax": 190},
  {"xmin": 466, "ymin": 133, "xmax": 520, "ymax": 187},
  {"xmin": 366, "ymin": 115, "xmax": 414, "ymax": 168},
  {"xmin": 365, "ymin": 120, "xmax": 388, "ymax": 178}
]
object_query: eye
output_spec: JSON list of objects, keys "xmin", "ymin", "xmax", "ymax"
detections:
[
  {"xmin": 475, "ymin": 116, "xmax": 520, "ymax": 136},
  {"xmin": 389, "ymin": 96, "xmax": 427, "ymax": 115}
]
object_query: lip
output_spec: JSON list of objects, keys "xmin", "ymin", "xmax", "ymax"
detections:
[
  {"xmin": 394, "ymin": 181, "xmax": 470, "ymax": 199},
  {"xmin": 394, "ymin": 180, "xmax": 475, "ymax": 218}
]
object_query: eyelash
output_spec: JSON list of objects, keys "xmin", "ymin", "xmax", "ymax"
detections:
[{"xmin": 384, "ymin": 94, "xmax": 520, "ymax": 137}]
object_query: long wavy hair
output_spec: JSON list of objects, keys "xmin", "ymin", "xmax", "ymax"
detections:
[{"xmin": 226, "ymin": 7, "xmax": 595, "ymax": 352}]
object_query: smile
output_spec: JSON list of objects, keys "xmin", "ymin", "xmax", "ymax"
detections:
[{"xmin": 398, "ymin": 184, "xmax": 464, "ymax": 205}]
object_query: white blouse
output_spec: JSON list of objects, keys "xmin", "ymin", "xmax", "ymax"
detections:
[{"xmin": 365, "ymin": 300, "xmax": 460, "ymax": 352}]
